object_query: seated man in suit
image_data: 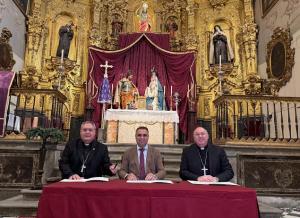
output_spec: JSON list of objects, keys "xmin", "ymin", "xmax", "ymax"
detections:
[
  {"xmin": 179, "ymin": 127, "xmax": 234, "ymax": 182},
  {"xmin": 118, "ymin": 126, "xmax": 166, "ymax": 180}
]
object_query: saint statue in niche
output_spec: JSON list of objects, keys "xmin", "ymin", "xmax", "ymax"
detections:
[
  {"xmin": 111, "ymin": 14, "xmax": 123, "ymax": 38},
  {"xmin": 136, "ymin": 2, "xmax": 151, "ymax": 32},
  {"xmin": 209, "ymin": 25, "xmax": 234, "ymax": 65},
  {"xmin": 56, "ymin": 21, "xmax": 74, "ymax": 58},
  {"xmin": 165, "ymin": 16, "xmax": 178, "ymax": 39}
]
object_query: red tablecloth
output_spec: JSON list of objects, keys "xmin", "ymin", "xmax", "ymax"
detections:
[{"xmin": 37, "ymin": 180, "xmax": 259, "ymax": 218}]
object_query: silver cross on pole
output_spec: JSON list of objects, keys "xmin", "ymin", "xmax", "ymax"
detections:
[{"xmin": 100, "ymin": 60, "xmax": 113, "ymax": 78}]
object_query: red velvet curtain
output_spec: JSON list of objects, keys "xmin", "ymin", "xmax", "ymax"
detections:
[{"xmin": 88, "ymin": 33, "xmax": 196, "ymax": 134}]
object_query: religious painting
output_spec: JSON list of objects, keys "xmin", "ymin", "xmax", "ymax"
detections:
[
  {"xmin": 0, "ymin": 150, "xmax": 39, "ymax": 188},
  {"xmin": 261, "ymin": 0, "xmax": 280, "ymax": 17},
  {"xmin": 238, "ymin": 154, "xmax": 300, "ymax": 195},
  {"xmin": 266, "ymin": 27, "xmax": 295, "ymax": 89},
  {"xmin": 270, "ymin": 41, "xmax": 285, "ymax": 78}
]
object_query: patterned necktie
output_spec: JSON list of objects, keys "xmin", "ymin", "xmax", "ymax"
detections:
[{"xmin": 139, "ymin": 148, "xmax": 146, "ymax": 180}]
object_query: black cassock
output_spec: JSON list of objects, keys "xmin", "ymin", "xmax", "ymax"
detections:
[
  {"xmin": 59, "ymin": 139, "xmax": 113, "ymax": 179},
  {"xmin": 179, "ymin": 143, "xmax": 234, "ymax": 182}
]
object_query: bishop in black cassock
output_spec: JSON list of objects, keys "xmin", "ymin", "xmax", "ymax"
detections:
[{"xmin": 179, "ymin": 127, "xmax": 234, "ymax": 182}]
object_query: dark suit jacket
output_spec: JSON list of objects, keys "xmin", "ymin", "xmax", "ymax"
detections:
[
  {"xmin": 118, "ymin": 145, "xmax": 166, "ymax": 179},
  {"xmin": 59, "ymin": 139, "xmax": 113, "ymax": 179},
  {"xmin": 179, "ymin": 143, "xmax": 234, "ymax": 182}
]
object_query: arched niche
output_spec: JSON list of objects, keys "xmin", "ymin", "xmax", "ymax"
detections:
[
  {"xmin": 49, "ymin": 12, "xmax": 77, "ymax": 61},
  {"xmin": 132, "ymin": 1, "xmax": 156, "ymax": 32},
  {"xmin": 207, "ymin": 19, "xmax": 235, "ymax": 65}
]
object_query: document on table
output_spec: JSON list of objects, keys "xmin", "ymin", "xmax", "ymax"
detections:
[
  {"xmin": 126, "ymin": 180, "xmax": 174, "ymax": 184},
  {"xmin": 60, "ymin": 177, "xmax": 109, "ymax": 182},
  {"xmin": 188, "ymin": 180, "xmax": 238, "ymax": 185}
]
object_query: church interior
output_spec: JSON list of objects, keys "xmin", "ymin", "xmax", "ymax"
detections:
[{"xmin": 1, "ymin": 0, "xmax": 300, "ymax": 217}]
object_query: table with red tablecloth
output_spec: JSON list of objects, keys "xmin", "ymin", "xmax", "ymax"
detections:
[{"xmin": 37, "ymin": 180, "xmax": 259, "ymax": 218}]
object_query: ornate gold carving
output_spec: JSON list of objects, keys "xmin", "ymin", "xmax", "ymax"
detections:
[
  {"xmin": 0, "ymin": 28, "xmax": 15, "ymax": 71},
  {"xmin": 266, "ymin": 27, "xmax": 295, "ymax": 92},
  {"xmin": 21, "ymin": 66, "xmax": 39, "ymax": 89},
  {"xmin": 244, "ymin": 75, "xmax": 262, "ymax": 95},
  {"xmin": 208, "ymin": 0, "xmax": 229, "ymax": 9}
]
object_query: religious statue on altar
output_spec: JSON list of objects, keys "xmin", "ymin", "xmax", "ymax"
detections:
[
  {"xmin": 136, "ymin": 2, "xmax": 151, "ymax": 32},
  {"xmin": 145, "ymin": 68, "xmax": 164, "ymax": 110},
  {"xmin": 209, "ymin": 25, "xmax": 234, "ymax": 65},
  {"xmin": 114, "ymin": 70, "xmax": 139, "ymax": 109}
]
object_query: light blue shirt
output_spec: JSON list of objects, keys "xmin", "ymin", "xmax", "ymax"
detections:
[{"xmin": 137, "ymin": 144, "xmax": 148, "ymax": 170}]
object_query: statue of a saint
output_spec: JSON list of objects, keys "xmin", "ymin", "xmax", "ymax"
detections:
[
  {"xmin": 56, "ymin": 22, "xmax": 74, "ymax": 58},
  {"xmin": 114, "ymin": 70, "xmax": 139, "ymax": 109},
  {"xmin": 136, "ymin": 2, "xmax": 151, "ymax": 32},
  {"xmin": 165, "ymin": 17, "xmax": 178, "ymax": 39},
  {"xmin": 111, "ymin": 14, "xmax": 123, "ymax": 38},
  {"xmin": 209, "ymin": 25, "xmax": 234, "ymax": 65},
  {"xmin": 145, "ymin": 68, "xmax": 164, "ymax": 110}
]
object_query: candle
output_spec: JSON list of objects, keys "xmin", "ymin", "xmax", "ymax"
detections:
[
  {"xmin": 61, "ymin": 49, "xmax": 64, "ymax": 64},
  {"xmin": 187, "ymin": 84, "xmax": 189, "ymax": 98},
  {"xmin": 163, "ymin": 86, "xmax": 165, "ymax": 96},
  {"xmin": 171, "ymin": 86, "xmax": 173, "ymax": 97},
  {"xmin": 88, "ymin": 80, "xmax": 92, "ymax": 95},
  {"xmin": 219, "ymin": 55, "xmax": 221, "ymax": 69},
  {"xmin": 111, "ymin": 83, "xmax": 114, "ymax": 96}
]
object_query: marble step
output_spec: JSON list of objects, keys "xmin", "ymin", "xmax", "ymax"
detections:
[{"xmin": 0, "ymin": 189, "xmax": 41, "ymax": 217}]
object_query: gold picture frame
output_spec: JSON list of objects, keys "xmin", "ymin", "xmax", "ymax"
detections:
[{"xmin": 266, "ymin": 27, "xmax": 295, "ymax": 89}]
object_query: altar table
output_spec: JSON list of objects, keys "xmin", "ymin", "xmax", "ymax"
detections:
[
  {"xmin": 105, "ymin": 109, "xmax": 179, "ymax": 144},
  {"xmin": 37, "ymin": 180, "xmax": 259, "ymax": 218}
]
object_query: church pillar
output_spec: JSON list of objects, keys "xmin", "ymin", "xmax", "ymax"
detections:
[
  {"xmin": 25, "ymin": 0, "xmax": 44, "ymax": 69},
  {"xmin": 241, "ymin": 0, "xmax": 261, "ymax": 94},
  {"xmin": 242, "ymin": 0, "xmax": 258, "ymax": 77},
  {"xmin": 89, "ymin": 0, "xmax": 102, "ymax": 47},
  {"xmin": 185, "ymin": 0, "xmax": 198, "ymax": 50}
]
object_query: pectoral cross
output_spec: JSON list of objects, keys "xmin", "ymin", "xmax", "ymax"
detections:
[
  {"xmin": 100, "ymin": 60, "xmax": 113, "ymax": 78},
  {"xmin": 81, "ymin": 164, "xmax": 86, "ymax": 173},
  {"xmin": 202, "ymin": 166, "xmax": 208, "ymax": 176}
]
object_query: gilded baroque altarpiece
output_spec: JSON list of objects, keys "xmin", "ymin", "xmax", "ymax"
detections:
[{"xmin": 21, "ymin": 0, "xmax": 259, "ymax": 130}]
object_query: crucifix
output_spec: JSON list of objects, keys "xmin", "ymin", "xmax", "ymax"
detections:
[
  {"xmin": 100, "ymin": 60, "xmax": 113, "ymax": 78},
  {"xmin": 202, "ymin": 165, "xmax": 208, "ymax": 176},
  {"xmin": 80, "ymin": 164, "xmax": 86, "ymax": 173},
  {"xmin": 99, "ymin": 60, "xmax": 113, "ymax": 128}
]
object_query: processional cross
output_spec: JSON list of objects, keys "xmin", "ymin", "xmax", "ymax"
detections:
[{"xmin": 100, "ymin": 60, "xmax": 113, "ymax": 77}]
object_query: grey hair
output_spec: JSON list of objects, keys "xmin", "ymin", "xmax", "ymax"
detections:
[{"xmin": 81, "ymin": 121, "xmax": 97, "ymax": 130}]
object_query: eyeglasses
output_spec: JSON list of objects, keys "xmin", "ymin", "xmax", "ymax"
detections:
[
  {"xmin": 81, "ymin": 128, "xmax": 94, "ymax": 132},
  {"xmin": 137, "ymin": 134, "xmax": 148, "ymax": 137}
]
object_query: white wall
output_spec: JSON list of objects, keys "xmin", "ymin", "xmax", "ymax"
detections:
[
  {"xmin": 255, "ymin": 0, "xmax": 300, "ymax": 97},
  {"xmin": 0, "ymin": 0, "xmax": 26, "ymax": 73}
]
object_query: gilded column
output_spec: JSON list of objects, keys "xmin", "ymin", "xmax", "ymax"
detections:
[
  {"xmin": 89, "ymin": 0, "xmax": 102, "ymax": 47},
  {"xmin": 185, "ymin": 0, "xmax": 198, "ymax": 50},
  {"xmin": 242, "ymin": 0, "xmax": 258, "ymax": 76}
]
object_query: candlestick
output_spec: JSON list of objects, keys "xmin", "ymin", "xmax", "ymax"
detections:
[{"xmin": 219, "ymin": 55, "xmax": 221, "ymax": 70}]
